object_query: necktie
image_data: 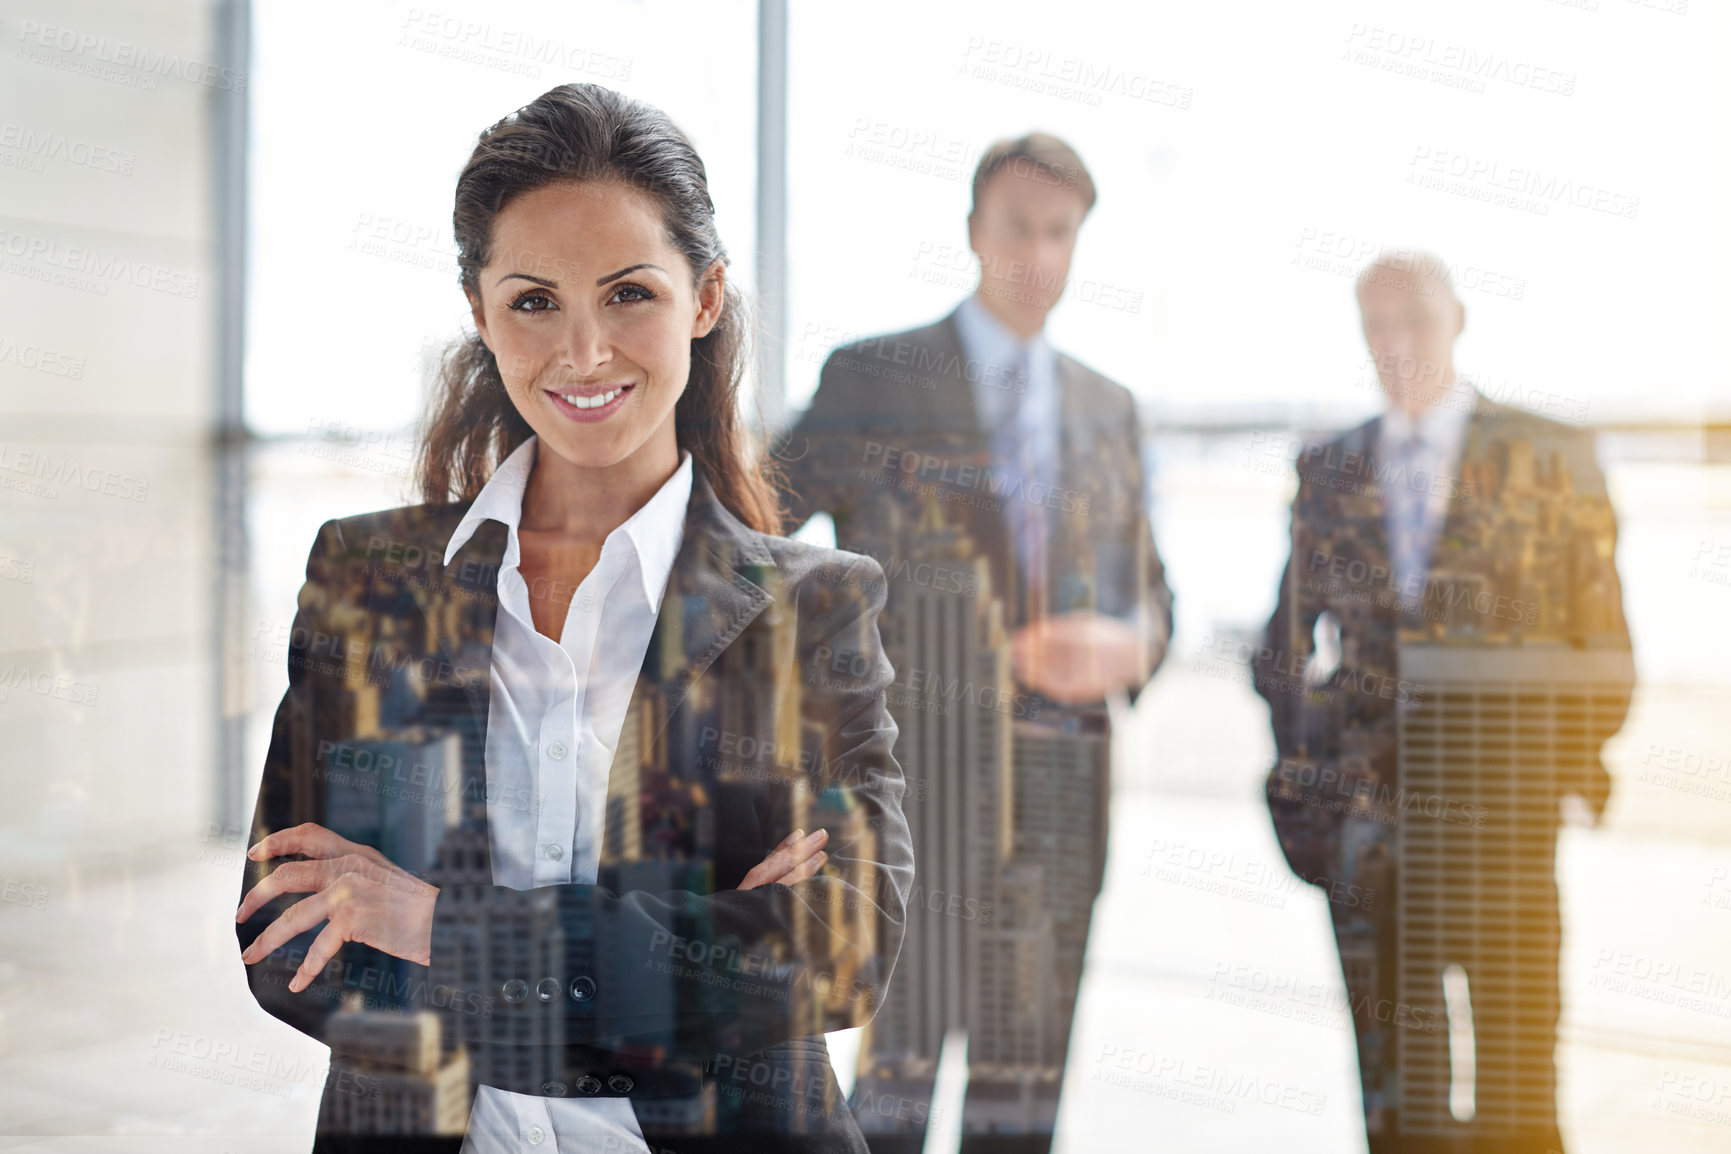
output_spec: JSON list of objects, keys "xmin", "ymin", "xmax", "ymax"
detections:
[
  {"xmin": 988, "ymin": 348, "xmax": 1050, "ymax": 607},
  {"xmin": 1387, "ymin": 432, "xmax": 1430, "ymax": 601}
]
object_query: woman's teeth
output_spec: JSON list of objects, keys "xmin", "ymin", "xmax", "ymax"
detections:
[{"xmin": 559, "ymin": 387, "xmax": 624, "ymax": 409}]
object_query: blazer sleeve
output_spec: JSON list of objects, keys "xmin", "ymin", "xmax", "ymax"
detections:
[
  {"xmin": 1253, "ymin": 469, "xmax": 1343, "ymax": 887},
  {"xmin": 1123, "ymin": 399, "xmax": 1174, "ymax": 707},
  {"xmin": 1571, "ymin": 445, "xmax": 1633, "ymax": 821},
  {"xmin": 425, "ymin": 553, "xmax": 911, "ymax": 1066},
  {"xmin": 775, "ymin": 348, "xmax": 865, "ymax": 535},
  {"xmin": 235, "ymin": 518, "xmax": 354, "ymax": 1041}
]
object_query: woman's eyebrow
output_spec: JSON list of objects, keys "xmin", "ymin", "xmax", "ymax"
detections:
[
  {"xmin": 495, "ymin": 272, "xmax": 558, "ymax": 288},
  {"xmin": 596, "ymin": 263, "xmax": 666, "ymax": 286}
]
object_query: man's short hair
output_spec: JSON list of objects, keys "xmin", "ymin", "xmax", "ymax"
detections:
[{"xmin": 969, "ymin": 133, "xmax": 1098, "ymax": 216}]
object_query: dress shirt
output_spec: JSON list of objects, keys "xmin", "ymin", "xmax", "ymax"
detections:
[
  {"xmin": 442, "ymin": 434, "xmax": 693, "ymax": 1154},
  {"xmin": 953, "ymin": 291, "xmax": 1062, "ymax": 595},
  {"xmin": 1377, "ymin": 373, "xmax": 1475, "ymax": 594},
  {"xmin": 953, "ymin": 291, "xmax": 1060, "ymax": 470}
]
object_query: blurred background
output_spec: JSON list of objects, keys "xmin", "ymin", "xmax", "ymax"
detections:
[{"xmin": 0, "ymin": 0, "xmax": 1726, "ymax": 1149}]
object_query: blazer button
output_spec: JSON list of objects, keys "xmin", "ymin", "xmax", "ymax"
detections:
[
  {"xmin": 569, "ymin": 975, "xmax": 597, "ymax": 1001},
  {"xmin": 576, "ymin": 1075, "xmax": 603, "ymax": 1095},
  {"xmin": 535, "ymin": 978, "xmax": 561, "ymax": 1002},
  {"xmin": 540, "ymin": 1081, "xmax": 566, "ymax": 1097},
  {"xmin": 501, "ymin": 979, "xmax": 528, "ymax": 1004},
  {"xmin": 608, "ymin": 1074, "xmax": 634, "ymax": 1094}
]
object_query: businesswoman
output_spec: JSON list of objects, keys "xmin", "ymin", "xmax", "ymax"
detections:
[{"xmin": 235, "ymin": 83, "xmax": 912, "ymax": 1154}]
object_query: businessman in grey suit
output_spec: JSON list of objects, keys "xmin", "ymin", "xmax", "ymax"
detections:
[{"xmin": 777, "ymin": 133, "xmax": 1173, "ymax": 1154}]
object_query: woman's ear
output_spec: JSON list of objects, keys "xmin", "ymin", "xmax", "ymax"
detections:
[
  {"xmin": 466, "ymin": 288, "xmax": 492, "ymax": 350},
  {"xmin": 691, "ymin": 262, "xmax": 725, "ymax": 340}
]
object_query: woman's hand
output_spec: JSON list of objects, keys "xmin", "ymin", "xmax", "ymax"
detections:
[
  {"xmin": 738, "ymin": 827, "xmax": 829, "ymax": 891},
  {"xmin": 236, "ymin": 822, "xmax": 439, "ymax": 993}
]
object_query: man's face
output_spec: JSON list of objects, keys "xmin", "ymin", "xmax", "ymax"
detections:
[
  {"xmin": 1358, "ymin": 270, "xmax": 1464, "ymax": 414},
  {"xmin": 968, "ymin": 164, "xmax": 1089, "ymax": 333}
]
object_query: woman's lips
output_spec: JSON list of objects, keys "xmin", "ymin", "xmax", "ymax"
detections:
[{"xmin": 546, "ymin": 384, "xmax": 634, "ymax": 423}]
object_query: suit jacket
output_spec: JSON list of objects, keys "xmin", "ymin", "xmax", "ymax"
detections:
[
  {"xmin": 1252, "ymin": 394, "xmax": 1633, "ymax": 1136},
  {"xmin": 779, "ymin": 305, "xmax": 1173, "ymax": 713},
  {"xmin": 774, "ymin": 306, "xmax": 1172, "ymax": 1073},
  {"xmin": 237, "ymin": 471, "xmax": 915, "ymax": 1153}
]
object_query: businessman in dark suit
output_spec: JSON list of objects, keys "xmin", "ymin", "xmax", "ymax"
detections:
[
  {"xmin": 777, "ymin": 134, "xmax": 1173, "ymax": 1152},
  {"xmin": 235, "ymin": 473, "xmax": 915, "ymax": 1153},
  {"xmin": 1254, "ymin": 252, "xmax": 1632, "ymax": 1152}
]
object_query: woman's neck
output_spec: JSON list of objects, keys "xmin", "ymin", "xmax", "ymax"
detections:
[{"xmin": 519, "ymin": 429, "xmax": 682, "ymax": 544}]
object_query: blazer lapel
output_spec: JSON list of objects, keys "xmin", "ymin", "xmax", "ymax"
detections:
[
  {"xmin": 402, "ymin": 473, "xmax": 775, "ymax": 878},
  {"xmin": 633, "ymin": 473, "xmax": 775, "ymax": 747}
]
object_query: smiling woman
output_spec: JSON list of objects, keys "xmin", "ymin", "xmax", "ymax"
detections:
[
  {"xmin": 419, "ymin": 86, "xmax": 783, "ymax": 537},
  {"xmin": 234, "ymin": 84, "xmax": 913, "ymax": 1154}
]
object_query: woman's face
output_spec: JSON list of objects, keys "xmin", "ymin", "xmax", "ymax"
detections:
[{"xmin": 467, "ymin": 179, "xmax": 723, "ymax": 473}]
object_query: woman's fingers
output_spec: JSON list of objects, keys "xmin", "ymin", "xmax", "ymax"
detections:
[
  {"xmin": 247, "ymin": 821, "xmax": 359, "ymax": 864},
  {"xmin": 291, "ymin": 921, "xmax": 350, "ymax": 993},
  {"xmin": 236, "ymin": 858, "xmax": 330, "ymax": 924},
  {"xmin": 739, "ymin": 827, "xmax": 829, "ymax": 890},
  {"xmin": 779, "ymin": 850, "xmax": 829, "ymax": 887},
  {"xmin": 240, "ymin": 888, "xmax": 336, "ymax": 965}
]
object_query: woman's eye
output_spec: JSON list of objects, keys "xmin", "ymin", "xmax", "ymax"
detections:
[
  {"xmin": 610, "ymin": 283, "xmax": 654, "ymax": 304},
  {"xmin": 508, "ymin": 291, "xmax": 556, "ymax": 312}
]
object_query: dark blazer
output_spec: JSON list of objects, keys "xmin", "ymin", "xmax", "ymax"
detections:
[
  {"xmin": 1252, "ymin": 394, "xmax": 1632, "ymax": 1139},
  {"xmin": 237, "ymin": 470, "xmax": 915, "ymax": 1153},
  {"xmin": 774, "ymin": 305, "xmax": 1172, "ymax": 1078},
  {"xmin": 779, "ymin": 305, "xmax": 1173, "ymax": 709}
]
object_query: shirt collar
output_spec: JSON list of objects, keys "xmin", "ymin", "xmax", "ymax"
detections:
[
  {"xmin": 442, "ymin": 435, "xmax": 694, "ymax": 606},
  {"xmin": 954, "ymin": 291, "xmax": 1050, "ymax": 372},
  {"xmin": 1381, "ymin": 374, "xmax": 1475, "ymax": 457},
  {"xmin": 953, "ymin": 292, "xmax": 1054, "ymax": 427}
]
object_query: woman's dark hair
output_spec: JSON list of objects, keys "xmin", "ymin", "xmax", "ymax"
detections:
[{"xmin": 418, "ymin": 83, "xmax": 783, "ymax": 534}]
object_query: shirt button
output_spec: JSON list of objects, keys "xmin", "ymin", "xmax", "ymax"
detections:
[
  {"xmin": 548, "ymin": 741, "xmax": 568, "ymax": 760},
  {"xmin": 546, "ymin": 844, "xmax": 563, "ymax": 862},
  {"xmin": 527, "ymin": 1125, "xmax": 546, "ymax": 1145}
]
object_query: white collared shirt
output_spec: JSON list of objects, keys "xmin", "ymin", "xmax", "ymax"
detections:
[
  {"xmin": 443, "ymin": 434, "xmax": 692, "ymax": 1154},
  {"xmin": 1377, "ymin": 374, "xmax": 1476, "ymax": 587},
  {"xmin": 952, "ymin": 291, "xmax": 1060, "ymax": 454}
]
